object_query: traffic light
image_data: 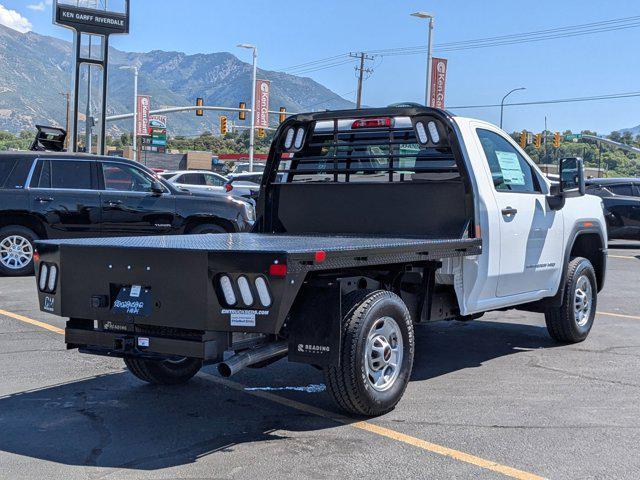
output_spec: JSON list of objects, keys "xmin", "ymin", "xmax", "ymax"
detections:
[
  {"xmin": 279, "ymin": 107, "xmax": 287, "ymax": 124},
  {"xmin": 534, "ymin": 133, "xmax": 542, "ymax": 150},
  {"xmin": 220, "ymin": 116, "xmax": 228, "ymax": 136},
  {"xmin": 239, "ymin": 102, "xmax": 246, "ymax": 121},
  {"xmin": 553, "ymin": 132, "xmax": 561, "ymax": 148},
  {"xmin": 257, "ymin": 128, "xmax": 266, "ymax": 138},
  {"xmin": 520, "ymin": 130, "xmax": 527, "ymax": 149},
  {"xmin": 196, "ymin": 98, "xmax": 204, "ymax": 117}
]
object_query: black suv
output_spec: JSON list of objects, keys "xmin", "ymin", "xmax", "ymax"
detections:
[
  {"xmin": 586, "ymin": 178, "xmax": 640, "ymax": 240},
  {"xmin": 0, "ymin": 152, "xmax": 255, "ymax": 276}
]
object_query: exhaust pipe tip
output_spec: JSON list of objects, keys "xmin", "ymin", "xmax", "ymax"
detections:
[{"xmin": 217, "ymin": 362, "xmax": 233, "ymax": 378}]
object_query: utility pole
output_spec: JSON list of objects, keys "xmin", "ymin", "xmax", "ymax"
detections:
[
  {"xmin": 349, "ymin": 52, "xmax": 374, "ymax": 109},
  {"xmin": 60, "ymin": 92, "xmax": 70, "ymax": 150}
]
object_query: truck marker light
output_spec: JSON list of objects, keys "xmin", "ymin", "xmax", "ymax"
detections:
[
  {"xmin": 352, "ymin": 117, "xmax": 392, "ymax": 129},
  {"xmin": 284, "ymin": 127, "xmax": 295, "ymax": 149},
  {"xmin": 254, "ymin": 277, "xmax": 272, "ymax": 307},
  {"xmin": 33, "ymin": 251, "xmax": 40, "ymax": 263},
  {"xmin": 237, "ymin": 276, "xmax": 254, "ymax": 306},
  {"xmin": 415, "ymin": 122, "xmax": 428, "ymax": 144},
  {"xmin": 269, "ymin": 264, "xmax": 287, "ymax": 277},
  {"xmin": 39, "ymin": 264, "xmax": 49, "ymax": 291},
  {"xmin": 427, "ymin": 121, "xmax": 440, "ymax": 143},
  {"xmin": 315, "ymin": 251, "xmax": 327, "ymax": 263},
  {"xmin": 583, "ymin": 222, "xmax": 594, "ymax": 228},
  {"xmin": 294, "ymin": 128, "xmax": 305, "ymax": 149},
  {"xmin": 47, "ymin": 265, "xmax": 58, "ymax": 292},
  {"xmin": 219, "ymin": 275, "xmax": 237, "ymax": 306}
]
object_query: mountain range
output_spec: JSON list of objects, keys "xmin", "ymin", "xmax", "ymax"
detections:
[{"xmin": 0, "ymin": 24, "xmax": 354, "ymax": 135}]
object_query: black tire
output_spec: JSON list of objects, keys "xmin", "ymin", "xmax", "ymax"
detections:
[
  {"xmin": 189, "ymin": 224, "xmax": 228, "ymax": 235},
  {"xmin": 545, "ymin": 257, "xmax": 597, "ymax": 344},
  {"xmin": 324, "ymin": 290, "xmax": 415, "ymax": 417},
  {"xmin": 0, "ymin": 225, "xmax": 39, "ymax": 276},
  {"xmin": 124, "ymin": 357, "xmax": 202, "ymax": 385}
]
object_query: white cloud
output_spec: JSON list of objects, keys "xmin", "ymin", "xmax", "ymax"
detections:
[
  {"xmin": 27, "ymin": 0, "xmax": 52, "ymax": 12},
  {"xmin": 0, "ymin": 4, "xmax": 32, "ymax": 33}
]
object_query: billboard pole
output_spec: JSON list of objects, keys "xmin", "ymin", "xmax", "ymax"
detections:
[
  {"xmin": 52, "ymin": 0, "xmax": 130, "ymax": 154},
  {"xmin": 238, "ymin": 44, "xmax": 258, "ymax": 173}
]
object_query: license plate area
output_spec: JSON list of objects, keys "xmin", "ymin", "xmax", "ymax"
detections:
[{"xmin": 111, "ymin": 285, "xmax": 152, "ymax": 317}]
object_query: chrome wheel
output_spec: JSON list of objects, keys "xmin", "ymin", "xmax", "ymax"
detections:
[
  {"xmin": 0, "ymin": 235, "xmax": 33, "ymax": 270},
  {"xmin": 364, "ymin": 316, "xmax": 403, "ymax": 392},
  {"xmin": 574, "ymin": 275, "xmax": 593, "ymax": 327}
]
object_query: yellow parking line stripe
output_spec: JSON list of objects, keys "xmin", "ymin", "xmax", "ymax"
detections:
[
  {"xmin": 0, "ymin": 308, "xmax": 64, "ymax": 335},
  {"xmin": 0, "ymin": 309, "xmax": 545, "ymax": 480},
  {"xmin": 597, "ymin": 311, "xmax": 640, "ymax": 321},
  {"xmin": 609, "ymin": 254, "xmax": 637, "ymax": 260},
  {"xmin": 203, "ymin": 373, "xmax": 545, "ymax": 480}
]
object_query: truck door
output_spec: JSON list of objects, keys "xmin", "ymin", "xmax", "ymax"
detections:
[
  {"xmin": 99, "ymin": 161, "xmax": 176, "ymax": 236},
  {"xmin": 474, "ymin": 128, "xmax": 564, "ymax": 297},
  {"xmin": 28, "ymin": 158, "xmax": 102, "ymax": 238}
]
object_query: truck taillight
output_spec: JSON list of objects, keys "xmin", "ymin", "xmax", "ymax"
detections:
[
  {"xmin": 219, "ymin": 275, "xmax": 237, "ymax": 306},
  {"xmin": 236, "ymin": 276, "xmax": 254, "ymax": 306},
  {"xmin": 352, "ymin": 117, "xmax": 392, "ymax": 129},
  {"xmin": 269, "ymin": 264, "xmax": 287, "ymax": 277},
  {"xmin": 254, "ymin": 277, "xmax": 272, "ymax": 307},
  {"xmin": 38, "ymin": 262, "xmax": 58, "ymax": 293}
]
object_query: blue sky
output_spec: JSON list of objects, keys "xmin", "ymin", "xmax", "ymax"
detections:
[{"xmin": 2, "ymin": 0, "xmax": 639, "ymax": 133}]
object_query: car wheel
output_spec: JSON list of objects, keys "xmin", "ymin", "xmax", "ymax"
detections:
[
  {"xmin": 124, "ymin": 357, "xmax": 203, "ymax": 385},
  {"xmin": 545, "ymin": 257, "xmax": 597, "ymax": 343},
  {"xmin": 324, "ymin": 290, "xmax": 415, "ymax": 417},
  {"xmin": 189, "ymin": 224, "xmax": 228, "ymax": 235},
  {"xmin": 0, "ymin": 226, "xmax": 39, "ymax": 276}
]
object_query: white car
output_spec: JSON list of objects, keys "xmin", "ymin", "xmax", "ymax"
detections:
[{"xmin": 159, "ymin": 170, "xmax": 229, "ymax": 195}]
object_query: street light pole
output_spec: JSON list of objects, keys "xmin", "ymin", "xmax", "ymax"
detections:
[
  {"xmin": 411, "ymin": 12, "xmax": 434, "ymax": 106},
  {"xmin": 120, "ymin": 65, "xmax": 139, "ymax": 161},
  {"xmin": 238, "ymin": 44, "xmax": 258, "ymax": 173},
  {"xmin": 500, "ymin": 87, "xmax": 526, "ymax": 130}
]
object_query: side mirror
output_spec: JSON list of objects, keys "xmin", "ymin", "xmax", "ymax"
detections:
[
  {"xmin": 151, "ymin": 180, "xmax": 164, "ymax": 195},
  {"xmin": 559, "ymin": 157, "xmax": 585, "ymax": 198}
]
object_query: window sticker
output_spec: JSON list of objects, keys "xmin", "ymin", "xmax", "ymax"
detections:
[{"xmin": 495, "ymin": 151, "xmax": 525, "ymax": 185}]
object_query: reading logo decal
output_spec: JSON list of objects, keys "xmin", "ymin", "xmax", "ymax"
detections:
[{"xmin": 43, "ymin": 296, "xmax": 55, "ymax": 312}]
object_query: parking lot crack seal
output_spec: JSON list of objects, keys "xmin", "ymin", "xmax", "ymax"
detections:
[{"xmin": 527, "ymin": 357, "xmax": 640, "ymax": 388}]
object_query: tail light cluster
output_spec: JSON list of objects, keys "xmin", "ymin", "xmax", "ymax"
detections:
[
  {"xmin": 224, "ymin": 183, "xmax": 233, "ymax": 193},
  {"xmin": 38, "ymin": 262, "xmax": 58, "ymax": 293},
  {"xmin": 217, "ymin": 274, "xmax": 272, "ymax": 308}
]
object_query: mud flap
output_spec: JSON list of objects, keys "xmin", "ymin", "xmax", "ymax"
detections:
[{"xmin": 288, "ymin": 280, "xmax": 341, "ymax": 367}]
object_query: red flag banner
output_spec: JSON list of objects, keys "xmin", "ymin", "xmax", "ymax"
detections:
[
  {"xmin": 254, "ymin": 79, "xmax": 271, "ymax": 129},
  {"xmin": 429, "ymin": 58, "xmax": 448, "ymax": 109},
  {"xmin": 136, "ymin": 95, "xmax": 151, "ymax": 136}
]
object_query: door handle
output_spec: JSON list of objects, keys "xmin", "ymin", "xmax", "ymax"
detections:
[
  {"xmin": 34, "ymin": 196, "xmax": 53, "ymax": 203},
  {"xmin": 501, "ymin": 207, "xmax": 518, "ymax": 216},
  {"xmin": 104, "ymin": 200, "xmax": 123, "ymax": 207}
]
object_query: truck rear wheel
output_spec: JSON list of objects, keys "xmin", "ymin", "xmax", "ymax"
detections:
[
  {"xmin": 545, "ymin": 257, "xmax": 597, "ymax": 344},
  {"xmin": 324, "ymin": 290, "xmax": 414, "ymax": 417},
  {"xmin": 124, "ymin": 357, "xmax": 203, "ymax": 385}
]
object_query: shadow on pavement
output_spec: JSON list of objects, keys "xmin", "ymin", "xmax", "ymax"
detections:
[{"xmin": 0, "ymin": 320, "xmax": 557, "ymax": 470}]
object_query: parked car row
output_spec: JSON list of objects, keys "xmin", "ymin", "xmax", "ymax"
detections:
[
  {"xmin": 0, "ymin": 153, "xmax": 256, "ymax": 276},
  {"xmin": 586, "ymin": 178, "xmax": 640, "ymax": 240}
]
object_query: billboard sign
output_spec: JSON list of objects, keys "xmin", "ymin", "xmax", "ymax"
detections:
[
  {"xmin": 429, "ymin": 58, "xmax": 448, "ymax": 109},
  {"xmin": 136, "ymin": 95, "xmax": 151, "ymax": 137},
  {"xmin": 254, "ymin": 79, "xmax": 271, "ymax": 129},
  {"xmin": 54, "ymin": 1, "xmax": 130, "ymax": 35},
  {"xmin": 149, "ymin": 115, "xmax": 167, "ymax": 131}
]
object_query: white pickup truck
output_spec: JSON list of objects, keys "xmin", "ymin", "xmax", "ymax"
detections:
[{"xmin": 36, "ymin": 107, "xmax": 607, "ymax": 416}]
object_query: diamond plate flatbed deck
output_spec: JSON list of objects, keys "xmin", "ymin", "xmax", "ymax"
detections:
[{"xmin": 39, "ymin": 233, "xmax": 481, "ymax": 273}]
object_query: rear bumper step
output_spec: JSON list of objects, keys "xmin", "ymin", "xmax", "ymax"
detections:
[{"xmin": 65, "ymin": 328, "xmax": 222, "ymax": 361}]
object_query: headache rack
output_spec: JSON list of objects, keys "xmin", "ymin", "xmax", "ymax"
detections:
[{"xmin": 274, "ymin": 115, "xmax": 461, "ymax": 185}]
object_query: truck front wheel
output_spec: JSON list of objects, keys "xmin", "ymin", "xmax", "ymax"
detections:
[
  {"xmin": 124, "ymin": 357, "xmax": 203, "ymax": 385},
  {"xmin": 324, "ymin": 290, "xmax": 415, "ymax": 417},
  {"xmin": 545, "ymin": 257, "xmax": 597, "ymax": 344}
]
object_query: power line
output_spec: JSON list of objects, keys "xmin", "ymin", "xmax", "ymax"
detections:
[
  {"xmin": 449, "ymin": 91, "xmax": 640, "ymax": 110},
  {"xmin": 277, "ymin": 15, "xmax": 640, "ymax": 74}
]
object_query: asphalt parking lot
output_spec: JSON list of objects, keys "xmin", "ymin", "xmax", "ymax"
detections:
[{"xmin": 0, "ymin": 242, "xmax": 639, "ymax": 480}]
